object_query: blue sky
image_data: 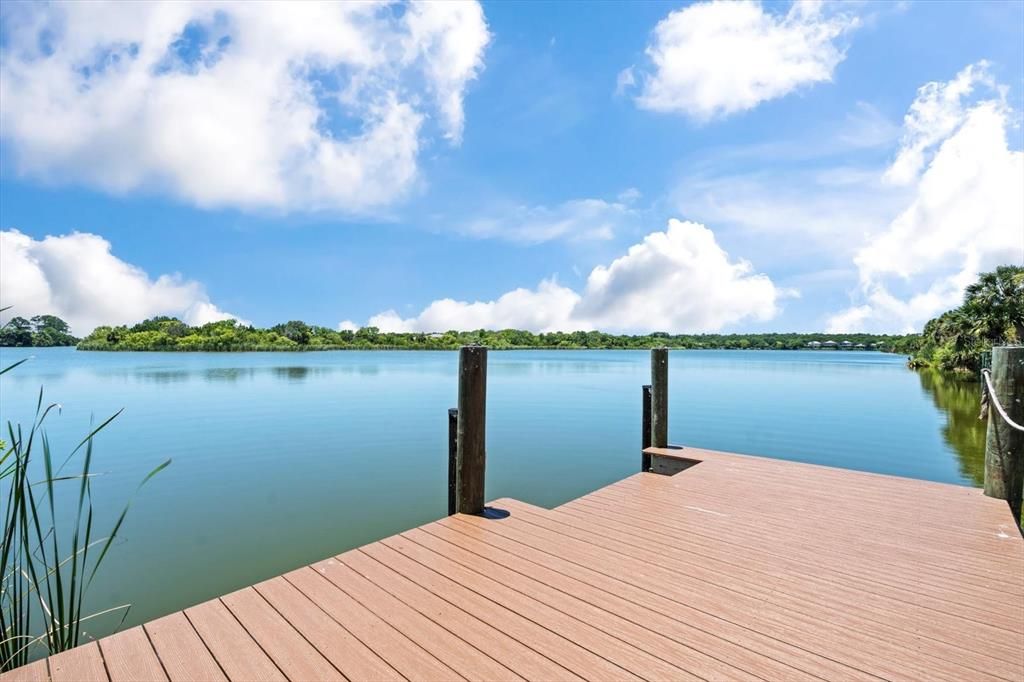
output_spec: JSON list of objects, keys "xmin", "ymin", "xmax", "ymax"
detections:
[{"xmin": 1, "ymin": 0, "xmax": 1022, "ymax": 335}]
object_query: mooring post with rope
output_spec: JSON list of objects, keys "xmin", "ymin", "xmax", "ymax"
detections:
[{"xmin": 982, "ymin": 346, "xmax": 1024, "ymax": 521}]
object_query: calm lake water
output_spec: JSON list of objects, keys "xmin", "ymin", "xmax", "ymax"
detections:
[{"xmin": 0, "ymin": 347, "xmax": 985, "ymax": 642}]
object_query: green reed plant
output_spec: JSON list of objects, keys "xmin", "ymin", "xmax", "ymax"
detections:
[{"xmin": 0, "ymin": 335, "xmax": 169, "ymax": 671}]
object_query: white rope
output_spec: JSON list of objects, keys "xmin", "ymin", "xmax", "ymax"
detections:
[{"xmin": 981, "ymin": 368, "xmax": 1024, "ymax": 432}]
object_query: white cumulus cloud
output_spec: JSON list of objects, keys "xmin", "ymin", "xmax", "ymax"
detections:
[
  {"xmin": 624, "ymin": 0, "xmax": 857, "ymax": 120},
  {"xmin": 367, "ymin": 219, "xmax": 789, "ymax": 333},
  {"xmin": 0, "ymin": 230, "xmax": 247, "ymax": 335},
  {"xmin": 883, "ymin": 62, "xmax": 999, "ymax": 186},
  {"xmin": 0, "ymin": 1, "xmax": 489, "ymax": 213},
  {"xmin": 828, "ymin": 63, "xmax": 1024, "ymax": 333},
  {"xmin": 369, "ymin": 279, "xmax": 582, "ymax": 333},
  {"xmin": 461, "ymin": 197, "xmax": 637, "ymax": 244}
]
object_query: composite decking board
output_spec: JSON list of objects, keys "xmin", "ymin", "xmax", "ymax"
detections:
[
  {"xmin": 8, "ymin": 446, "xmax": 1024, "ymax": 682},
  {"xmin": 252, "ymin": 574, "xmax": 404, "ymax": 682},
  {"xmin": 481, "ymin": 501, "xmax": 981, "ymax": 682},
  {"xmin": 546, "ymin": 494, "xmax": 1024, "ymax": 655},
  {"xmin": 337, "ymin": 547, "xmax": 582, "ymax": 682},
  {"xmin": 375, "ymin": 535, "xmax": 661, "ymax": 682},
  {"xmin": 534, "ymin": 501, "xmax": 1024, "ymax": 675},
  {"xmin": 572, "ymin": 488, "xmax": 1024, "ymax": 620},
  {"xmin": 612, "ymin": 466, "xmax": 1020, "ymax": 546},
  {"xmin": 307, "ymin": 555, "xmax": 519, "ymax": 681},
  {"xmin": 220, "ymin": 586, "xmax": 344, "ymax": 682},
  {"xmin": 284, "ymin": 565, "xmax": 463, "ymax": 682},
  {"xmin": 639, "ymin": 451, "xmax": 1022, "ymax": 547},
  {"xmin": 98, "ymin": 627, "xmax": 168, "ymax": 682},
  {"xmin": 450, "ymin": 508, "xmax": 897, "ymax": 682},
  {"xmin": 401, "ymin": 526, "xmax": 737, "ymax": 681},
  {"xmin": 47, "ymin": 641, "xmax": 106, "ymax": 682},
  {"xmin": 438, "ymin": 514, "xmax": 857, "ymax": 682},
  {"xmin": 566, "ymin": 492, "xmax": 1024, "ymax": 600},
  {"xmin": 358, "ymin": 541, "xmax": 641, "ymax": 681},
  {"xmin": 500, "ymin": 497, "xmax": 1023, "ymax": 679},
  {"xmin": 617, "ymin": 473, "xmax": 1021, "ymax": 551},
  {"xmin": 143, "ymin": 612, "xmax": 227, "ymax": 682},
  {"xmin": 602, "ymin": 472, "xmax": 1024, "ymax": 576},
  {"xmin": 575, "ymin": 463, "xmax": 1022, "ymax": 672},
  {"xmin": 183, "ymin": 599, "xmax": 285, "ymax": 682},
  {"xmin": 611, "ymin": 465, "xmax": 1009, "ymax": 527},
  {"xmin": 644, "ymin": 446, "xmax": 1003, "ymax": 497},
  {"xmin": 559, "ymin": 501, "xmax": 1024, "ymax": 657},
  {"xmin": 638, "ymin": 449, "xmax": 1009, "ymax": 517},
  {"xmin": 0, "ymin": 660, "xmax": 48, "ymax": 682},
  {"xmin": 412, "ymin": 522, "xmax": 795, "ymax": 682},
  {"xmin": 591, "ymin": 479, "xmax": 1024, "ymax": 601}
]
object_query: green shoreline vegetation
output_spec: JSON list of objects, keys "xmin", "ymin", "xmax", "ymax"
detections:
[
  {"xmin": 0, "ymin": 315, "xmax": 79, "ymax": 348},
  {"xmin": 3, "ymin": 266, "xmax": 1018, "ymax": 376},
  {"xmin": 74, "ymin": 321, "xmax": 912, "ymax": 353},
  {"xmin": 905, "ymin": 265, "xmax": 1023, "ymax": 375}
]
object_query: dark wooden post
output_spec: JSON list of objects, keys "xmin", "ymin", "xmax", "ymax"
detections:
[
  {"xmin": 447, "ymin": 408, "xmax": 458, "ymax": 515},
  {"xmin": 455, "ymin": 345, "xmax": 487, "ymax": 515},
  {"xmin": 641, "ymin": 385, "xmax": 652, "ymax": 472},
  {"xmin": 983, "ymin": 346, "xmax": 1024, "ymax": 520},
  {"xmin": 651, "ymin": 348, "xmax": 668, "ymax": 449}
]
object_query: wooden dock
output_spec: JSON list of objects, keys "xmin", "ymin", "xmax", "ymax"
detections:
[{"xmin": 4, "ymin": 446, "xmax": 1022, "ymax": 682}]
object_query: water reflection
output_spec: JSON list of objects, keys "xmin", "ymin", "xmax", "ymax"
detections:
[
  {"xmin": 204, "ymin": 367, "xmax": 255, "ymax": 382},
  {"xmin": 273, "ymin": 366, "xmax": 311, "ymax": 381},
  {"xmin": 125, "ymin": 369, "xmax": 191, "ymax": 384},
  {"xmin": 917, "ymin": 370, "xmax": 986, "ymax": 485},
  {"xmin": 93, "ymin": 365, "xmax": 346, "ymax": 384}
]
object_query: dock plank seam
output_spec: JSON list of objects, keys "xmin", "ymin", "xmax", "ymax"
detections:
[
  {"xmin": 399, "ymin": 527, "xmax": 711, "ymax": 682},
  {"xmin": 496, "ymin": 500, "xmax": 1004, "ymax": 682},
  {"xmin": 416, "ymin": 521, "xmax": 812, "ymax": 682},
  {"xmin": 444, "ymin": 513, "xmax": 885, "ymax": 682},
  {"xmin": 555, "ymin": 496, "xmax": 1024, "ymax": 642},
  {"xmin": 566, "ymin": 493, "xmax": 1024, "ymax": 597},
  {"xmin": 376, "ymin": 535, "xmax": 650, "ymax": 682},
  {"xmin": 340, "ymin": 547, "xmax": 585, "ymax": 682},
  {"xmin": 303, "ymin": 559, "xmax": 507, "ymax": 681},
  {"xmin": 274, "ymin": 572, "xmax": 409, "ymax": 681}
]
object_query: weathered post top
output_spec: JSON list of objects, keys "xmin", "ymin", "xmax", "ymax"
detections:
[
  {"xmin": 456, "ymin": 345, "xmax": 487, "ymax": 515},
  {"xmin": 983, "ymin": 345, "xmax": 1024, "ymax": 521},
  {"xmin": 651, "ymin": 347, "xmax": 668, "ymax": 449}
]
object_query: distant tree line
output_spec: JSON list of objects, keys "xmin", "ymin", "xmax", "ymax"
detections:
[
  {"xmin": 907, "ymin": 265, "xmax": 1024, "ymax": 374},
  {"xmin": 75, "ymin": 316, "xmax": 914, "ymax": 352},
  {"xmin": 0, "ymin": 315, "xmax": 79, "ymax": 347},
  {"xmin": 16, "ymin": 267, "xmax": 1022, "ymax": 374}
]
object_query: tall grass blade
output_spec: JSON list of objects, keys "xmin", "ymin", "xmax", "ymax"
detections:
[{"xmin": 1, "ymin": 380, "xmax": 168, "ymax": 672}]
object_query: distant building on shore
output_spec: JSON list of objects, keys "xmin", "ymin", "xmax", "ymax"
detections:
[{"xmin": 806, "ymin": 339, "xmax": 877, "ymax": 351}]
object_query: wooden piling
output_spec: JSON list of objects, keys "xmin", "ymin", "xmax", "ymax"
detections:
[
  {"xmin": 447, "ymin": 408, "xmax": 458, "ymax": 515},
  {"xmin": 983, "ymin": 346, "xmax": 1024, "ymax": 520},
  {"xmin": 455, "ymin": 345, "xmax": 487, "ymax": 515},
  {"xmin": 641, "ymin": 385, "xmax": 652, "ymax": 472},
  {"xmin": 651, "ymin": 348, "xmax": 668, "ymax": 449}
]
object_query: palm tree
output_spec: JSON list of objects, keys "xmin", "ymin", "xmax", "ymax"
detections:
[
  {"xmin": 908, "ymin": 265, "xmax": 1024, "ymax": 373},
  {"xmin": 962, "ymin": 265, "xmax": 1024, "ymax": 344}
]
